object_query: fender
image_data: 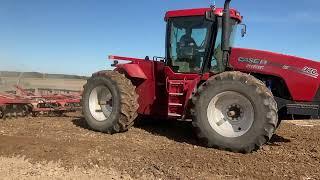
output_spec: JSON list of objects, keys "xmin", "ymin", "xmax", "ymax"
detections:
[
  {"xmin": 116, "ymin": 64, "xmax": 147, "ymax": 80},
  {"xmin": 108, "ymin": 55, "xmax": 148, "ymax": 80}
]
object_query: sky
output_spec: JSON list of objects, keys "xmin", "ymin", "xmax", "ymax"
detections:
[{"xmin": 0, "ymin": 0, "xmax": 320, "ymax": 76}]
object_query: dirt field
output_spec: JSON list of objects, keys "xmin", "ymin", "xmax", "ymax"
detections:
[{"xmin": 0, "ymin": 114, "xmax": 319, "ymax": 179}]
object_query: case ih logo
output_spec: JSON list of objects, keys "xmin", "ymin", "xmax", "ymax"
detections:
[{"xmin": 238, "ymin": 57, "xmax": 268, "ymax": 65}]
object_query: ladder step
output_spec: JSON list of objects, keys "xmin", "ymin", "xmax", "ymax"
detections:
[
  {"xmin": 169, "ymin": 103, "xmax": 183, "ymax": 106},
  {"xmin": 168, "ymin": 113, "xmax": 182, "ymax": 117},
  {"xmin": 169, "ymin": 93, "xmax": 184, "ymax": 96},
  {"xmin": 169, "ymin": 82, "xmax": 184, "ymax": 85}
]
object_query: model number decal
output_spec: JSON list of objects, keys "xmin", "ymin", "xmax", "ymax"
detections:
[{"xmin": 301, "ymin": 67, "xmax": 319, "ymax": 78}]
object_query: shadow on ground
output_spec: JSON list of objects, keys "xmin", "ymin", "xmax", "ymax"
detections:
[
  {"xmin": 72, "ymin": 117, "xmax": 90, "ymax": 130},
  {"xmin": 72, "ymin": 117, "xmax": 291, "ymax": 147},
  {"xmin": 135, "ymin": 118, "xmax": 199, "ymax": 146},
  {"xmin": 268, "ymin": 134, "xmax": 291, "ymax": 145}
]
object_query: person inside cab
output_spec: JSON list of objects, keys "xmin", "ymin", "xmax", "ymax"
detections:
[
  {"xmin": 177, "ymin": 28, "xmax": 201, "ymax": 72},
  {"xmin": 179, "ymin": 28, "xmax": 197, "ymax": 49}
]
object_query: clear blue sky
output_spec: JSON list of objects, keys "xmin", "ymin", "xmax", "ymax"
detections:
[{"xmin": 0, "ymin": 0, "xmax": 319, "ymax": 75}]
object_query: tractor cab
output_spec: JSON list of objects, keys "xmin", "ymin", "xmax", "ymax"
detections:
[{"xmin": 165, "ymin": 8, "xmax": 242, "ymax": 74}]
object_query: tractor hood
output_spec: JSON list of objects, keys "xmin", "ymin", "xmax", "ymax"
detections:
[{"xmin": 229, "ymin": 47, "xmax": 320, "ymax": 101}]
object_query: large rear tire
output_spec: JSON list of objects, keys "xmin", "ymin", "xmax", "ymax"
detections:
[
  {"xmin": 82, "ymin": 71, "xmax": 139, "ymax": 134},
  {"xmin": 191, "ymin": 71, "xmax": 278, "ymax": 153}
]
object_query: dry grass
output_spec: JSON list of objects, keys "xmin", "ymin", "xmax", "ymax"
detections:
[{"xmin": 0, "ymin": 77, "xmax": 86, "ymax": 92}]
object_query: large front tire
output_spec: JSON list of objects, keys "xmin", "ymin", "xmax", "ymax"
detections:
[
  {"xmin": 191, "ymin": 71, "xmax": 278, "ymax": 153},
  {"xmin": 82, "ymin": 71, "xmax": 139, "ymax": 134}
]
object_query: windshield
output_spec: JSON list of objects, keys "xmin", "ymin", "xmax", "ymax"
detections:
[{"xmin": 167, "ymin": 16, "xmax": 214, "ymax": 73}]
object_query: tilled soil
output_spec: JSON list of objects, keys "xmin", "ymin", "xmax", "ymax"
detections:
[{"xmin": 0, "ymin": 114, "xmax": 319, "ymax": 179}]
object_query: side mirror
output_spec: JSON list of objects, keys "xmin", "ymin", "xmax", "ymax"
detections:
[
  {"xmin": 240, "ymin": 24, "xmax": 247, "ymax": 37},
  {"xmin": 111, "ymin": 60, "xmax": 119, "ymax": 67},
  {"xmin": 205, "ymin": 11, "xmax": 216, "ymax": 22}
]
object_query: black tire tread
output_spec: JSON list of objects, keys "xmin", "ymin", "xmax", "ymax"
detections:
[
  {"xmin": 84, "ymin": 70, "xmax": 139, "ymax": 133},
  {"xmin": 0, "ymin": 106, "xmax": 4, "ymax": 119}
]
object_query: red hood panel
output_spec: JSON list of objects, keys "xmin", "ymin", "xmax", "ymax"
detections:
[{"xmin": 229, "ymin": 48, "xmax": 320, "ymax": 101}]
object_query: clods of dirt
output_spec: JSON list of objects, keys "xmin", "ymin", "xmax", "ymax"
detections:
[{"xmin": 0, "ymin": 114, "xmax": 319, "ymax": 179}]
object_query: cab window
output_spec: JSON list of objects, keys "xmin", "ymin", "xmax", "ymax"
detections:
[{"xmin": 168, "ymin": 16, "xmax": 213, "ymax": 73}]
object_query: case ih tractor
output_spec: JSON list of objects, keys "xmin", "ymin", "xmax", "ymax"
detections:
[{"xmin": 82, "ymin": 0, "xmax": 320, "ymax": 153}]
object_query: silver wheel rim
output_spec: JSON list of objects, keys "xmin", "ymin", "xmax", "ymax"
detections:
[
  {"xmin": 207, "ymin": 91, "xmax": 254, "ymax": 138},
  {"xmin": 89, "ymin": 86, "xmax": 113, "ymax": 122}
]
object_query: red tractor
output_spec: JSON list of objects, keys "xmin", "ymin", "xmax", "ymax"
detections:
[{"xmin": 82, "ymin": 0, "xmax": 320, "ymax": 153}]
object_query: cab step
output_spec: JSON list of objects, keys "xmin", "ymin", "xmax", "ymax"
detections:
[
  {"xmin": 168, "ymin": 113, "xmax": 182, "ymax": 117},
  {"xmin": 169, "ymin": 92, "xmax": 184, "ymax": 96},
  {"xmin": 169, "ymin": 82, "xmax": 184, "ymax": 85},
  {"xmin": 169, "ymin": 103, "xmax": 183, "ymax": 106}
]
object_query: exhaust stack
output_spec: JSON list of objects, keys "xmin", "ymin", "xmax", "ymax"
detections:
[{"xmin": 221, "ymin": 0, "xmax": 232, "ymax": 71}]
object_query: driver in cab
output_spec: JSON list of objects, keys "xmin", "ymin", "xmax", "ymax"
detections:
[
  {"xmin": 179, "ymin": 28, "xmax": 196, "ymax": 48},
  {"xmin": 177, "ymin": 28, "xmax": 202, "ymax": 72}
]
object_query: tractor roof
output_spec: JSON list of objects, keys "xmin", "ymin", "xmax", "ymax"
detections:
[{"xmin": 165, "ymin": 8, "xmax": 242, "ymax": 22}]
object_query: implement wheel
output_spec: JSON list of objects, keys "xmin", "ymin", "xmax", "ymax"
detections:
[
  {"xmin": 82, "ymin": 71, "xmax": 139, "ymax": 134},
  {"xmin": 191, "ymin": 71, "xmax": 278, "ymax": 153}
]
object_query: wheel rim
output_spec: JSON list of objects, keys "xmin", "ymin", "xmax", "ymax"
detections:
[
  {"xmin": 88, "ymin": 86, "xmax": 113, "ymax": 122},
  {"xmin": 207, "ymin": 91, "xmax": 254, "ymax": 138}
]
